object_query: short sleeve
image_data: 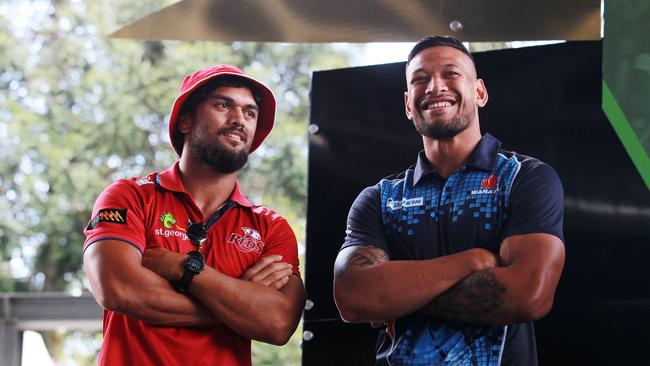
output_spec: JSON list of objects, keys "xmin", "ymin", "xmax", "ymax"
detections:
[
  {"xmin": 341, "ymin": 185, "xmax": 390, "ymax": 253},
  {"xmin": 500, "ymin": 161, "xmax": 564, "ymax": 242},
  {"xmin": 83, "ymin": 179, "xmax": 147, "ymax": 253},
  {"xmin": 260, "ymin": 217, "xmax": 301, "ymax": 277}
]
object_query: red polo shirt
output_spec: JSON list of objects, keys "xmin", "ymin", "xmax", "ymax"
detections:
[{"xmin": 83, "ymin": 161, "xmax": 300, "ymax": 366}]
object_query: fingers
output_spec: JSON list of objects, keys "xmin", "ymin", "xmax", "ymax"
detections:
[
  {"xmin": 267, "ymin": 275, "xmax": 291, "ymax": 290},
  {"xmin": 249, "ymin": 264, "xmax": 292, "ymax": 287},
  {"xmin": 240, "ymin": 255, "xmax": 294, "ymax": 288},
  {"xmin": 251, "ymin": 262, "xmax": 292, "ymax": 284},
  {"xmin": 240, "ymin": 255, "xmax": 283, "ymax": 280}
]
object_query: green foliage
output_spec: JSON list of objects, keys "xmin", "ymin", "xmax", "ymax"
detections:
[
  {"xmin": 0, "ymin": 0, "xmax": 356, "ymax": 363},
  {"xmin": 252, "ymin": 322, "xmax": 303, "ymax": 366}
]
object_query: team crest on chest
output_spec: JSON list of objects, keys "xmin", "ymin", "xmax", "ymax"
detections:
[
  {"xmin": 227, "ymin": 227, "xmax": 265, "ymax": 253},
  {"xmin": 471, "ymin": 174, "xmax": 500, "ymax": 195}
]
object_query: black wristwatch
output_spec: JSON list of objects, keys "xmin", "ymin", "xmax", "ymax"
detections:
[{"xmin": 175, "ymin": 250, "xmax": 204, "ymax": 293}]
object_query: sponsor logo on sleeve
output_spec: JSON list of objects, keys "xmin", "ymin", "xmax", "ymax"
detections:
[
  {"xmin": 227, "ymin": 227, "xmax": 265, "ymax": 253},
  {"xmin": 86, "ymin": 208, "xmax": 127, "ymax": 230}
]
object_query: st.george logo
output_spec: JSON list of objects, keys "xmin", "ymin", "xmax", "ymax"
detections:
[
  {"xmin": 228, "ymin": 227, "xmax": 265, "ymax": 253},
  {"xmin": 153, "ymin": 212, "xmax": 188, "ymax": 240},
  {"xmin": 160, "ymin": 212, "xmax": 175, "ymax": 228},
  {"xmin": 160, "ymin": 212, "xmax": 185, "ymax": 231}
]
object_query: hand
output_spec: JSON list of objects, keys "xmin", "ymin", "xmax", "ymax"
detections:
[
  {"xmin": 240, "ymin": 255, "xmax": 293, "ymax": 290},
  {"xmin": 468, "ymin": 248, "xmax": 500, "ymax": 271},
  {"xmin": 142, "ymin": 247, "xmax": 185, "ymax": 282}
]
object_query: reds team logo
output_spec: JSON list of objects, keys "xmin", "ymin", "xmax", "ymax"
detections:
[{"xmin": 227, "ymin": 227, "xmax": 265, "ymax": 253}]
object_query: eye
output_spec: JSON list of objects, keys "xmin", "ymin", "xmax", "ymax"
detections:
[
  {"xmin": 214, "ymin": 102, "xmax": 229, "ymax": 110},
  {"xmin": 246, "ymin": 109, "xmax": 258, "ymax": 119},
  {"xmin": 411, "ymin": 75, "xmax": 429, "ymax": 84},
  {"xmin": 444, "ymin": 71, "xmax": 460, "ymax": 78}
]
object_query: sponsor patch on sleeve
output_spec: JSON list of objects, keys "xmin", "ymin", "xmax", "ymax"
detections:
[{"xmin": 86, "ymin": 208, "xmax": 128, "ymax": 230}]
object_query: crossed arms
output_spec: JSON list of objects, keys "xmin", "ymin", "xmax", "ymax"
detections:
[
  {"xmin": 84, "ymin": 241, "xmax": 306, "ymax": 345},
  {"xmin": 333, "ymin": 232, "xmax": 564, "ymax": 326}
]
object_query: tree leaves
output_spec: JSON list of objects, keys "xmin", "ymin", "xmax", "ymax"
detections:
[{"xmin": 0, "ymin": 0, "xmax": 353, "ymax": 295}]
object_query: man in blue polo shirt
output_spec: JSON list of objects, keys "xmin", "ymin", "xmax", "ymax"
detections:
[{"xmin": 333, "ymin": 36, "xmax": 565, "ymax": 365}]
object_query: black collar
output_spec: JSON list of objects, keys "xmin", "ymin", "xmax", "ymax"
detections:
[{"xmin": 412, "ymin": 133, "xmax": 502, "ymax": 186}]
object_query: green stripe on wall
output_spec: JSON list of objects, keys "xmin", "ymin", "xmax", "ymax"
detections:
[{"xmin": 602, "ymin": 80, "xmax": 650, "ymax": 190}]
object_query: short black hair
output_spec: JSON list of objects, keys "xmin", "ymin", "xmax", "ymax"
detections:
[
  {"xmin": 406, "ymin": 35, "xmax": 475, "ymax": 67},
  {"xmin": 173, "ymin": 76, "xmax": 262, "ymax": 155}
]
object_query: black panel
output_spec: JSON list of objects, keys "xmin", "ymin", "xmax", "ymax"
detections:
[{"xmin": 305, "ymin": 41, "xmax": 650, "ymax": 365}]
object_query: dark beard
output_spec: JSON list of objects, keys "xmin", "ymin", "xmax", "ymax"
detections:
[
  {"xmin": 415, "ymin": 115, "xmax": 470, "ymax": 139},
  {"xmin": 190, "ymin": 140, "xmax": 248, "ymax": 174}
]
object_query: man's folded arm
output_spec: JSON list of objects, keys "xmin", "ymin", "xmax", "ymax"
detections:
[
  {"xmin": 141, "ymin": 248, "xmax": 306, "ymax": 346},
  {"xmin": 83, "ymin": 240, "xmax": 218, "ymax": 327},
  {"xmin": 190, "ymin": 269, "xmax": 305, "ymax": 346},
  {"xmin": 419, "ymin": 232, "xmax": 565, "ymax": 325},
  {"xmin": 333, "ymin": 244, "xmax": 499, "ymax": 323}
]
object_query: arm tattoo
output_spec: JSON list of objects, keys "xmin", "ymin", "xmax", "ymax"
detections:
[
  {"xmin": 421, "ymin": 270, "xmax": 507, "ymax": 324},
  {"xmin": 348, "ymin": 246, "xmax": 389, "ymax": 267}
]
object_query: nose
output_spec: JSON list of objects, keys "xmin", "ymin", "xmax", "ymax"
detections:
[
  {"xmin": 228, "ymin": 106, "xmax": 246, "ymax": 127},
  {"xmin": 426, "ymin": 76, "xmax": 448, "ymax": 95}
]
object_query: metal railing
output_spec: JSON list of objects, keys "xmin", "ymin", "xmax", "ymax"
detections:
[{"xmin": 0, "ymin": 293, "xmax": 102, "ymax": 366}]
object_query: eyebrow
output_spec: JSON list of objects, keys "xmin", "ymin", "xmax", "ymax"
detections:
[
  {"xmin": 411, "ymin": 63, "xmax": 461, "ymax": 74},
  {"xmin": 209, "ymin": 94, "xmax": 258, "ymax": 111}
]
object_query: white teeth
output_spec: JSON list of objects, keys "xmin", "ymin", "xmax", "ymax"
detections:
[
  {"xmin": 225, "ymin": 133, "xmax": 242, "ymax": 142},
  {"xmin": 422, "ymin": 101, "xmax": 453, "ymax": 109},
  {"xmin": 428, "ymin": 101, "xmax": 451, "ymax": 108}
]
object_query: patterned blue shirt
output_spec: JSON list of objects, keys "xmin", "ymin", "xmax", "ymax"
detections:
[{"xmin": 342, "ymin": 134, "xmax": 564, "ymax": 365}]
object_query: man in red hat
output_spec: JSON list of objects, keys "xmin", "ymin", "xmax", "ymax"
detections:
[{"xmin": 83, "ymin": 65, "xmax": 305, "ymax": 366}]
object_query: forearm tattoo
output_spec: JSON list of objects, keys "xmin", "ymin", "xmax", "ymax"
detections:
[
  {"xmin": 422, "ymin": 270, "xmax": 507, "ymax": 324},
  {"xmin": 348, "ymin": 246, "xmax": 389, "ymax": 267}
]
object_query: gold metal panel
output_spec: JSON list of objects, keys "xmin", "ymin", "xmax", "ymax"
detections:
[{"xmin": 110, "ymin": 0, "xmax": 601, "ymax": 42}]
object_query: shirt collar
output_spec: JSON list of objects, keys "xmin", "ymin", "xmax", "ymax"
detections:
[
  {"xmin": 156, "ymin": 161, "xmax": 253, "ymax": 208},
  {"xmin": 464, "ymin": 133, "xmax": 501, "ymax": 171},
  {"xmin": 412, "ymin": 133, "xmax": 501, "ymax": 186},
  {"xmin": 413, "ymin": 150, "xmax": 433, "ymax": 186}
]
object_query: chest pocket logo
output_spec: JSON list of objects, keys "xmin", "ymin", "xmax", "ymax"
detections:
[
  {"xmin": 386, "ymin": 197, "xmax": 424, "ymax": 211},
  {"xmin": 227, "ymin": 227, "xmax": 265, "ymax": 253},
  {"xmin": 471, "ymin": 175, "xmax": 500, "ymax": 195}
]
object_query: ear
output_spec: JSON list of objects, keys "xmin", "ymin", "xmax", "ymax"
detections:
[
  {"xmin": 178, "ymin": 113, "xmax": 193, "ymax": 134},
  {"xmin": 404, "ymin": 91, "xmax": 413, "ymax": 120},
  {"xmin": 475, "ymin": 79, "xmax": 489, "ymax": 108}
]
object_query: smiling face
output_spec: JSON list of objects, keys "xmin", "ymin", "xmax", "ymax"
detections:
[
  {"xmin": 404, "ymin": 46, "xmax": 488, "ymax": 140},
  {"xmin": 179, "ymin": 86, "xmax": 259, "ymax": 173}
]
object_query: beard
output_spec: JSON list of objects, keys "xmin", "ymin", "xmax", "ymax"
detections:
[
  {"xmin": 414, "ymin": 114, "xmax": 469, "ymax": 139},
  {"xmin": 188, "ymin": 129, "xmax": 249, "ymax": 174},
  {"xmin": 413, "ymin": 101, "xmax": 474, "ymax": 139}
]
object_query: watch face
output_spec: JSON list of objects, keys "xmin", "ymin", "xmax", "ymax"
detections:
[{"xmin": 185, "ymin": 255, "xmax": 204, "ymax": 273}]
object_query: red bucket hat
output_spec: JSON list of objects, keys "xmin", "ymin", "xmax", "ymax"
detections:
[{"xmin": 168, "ymin": 64, "xmax": 276, "ymax": 156}]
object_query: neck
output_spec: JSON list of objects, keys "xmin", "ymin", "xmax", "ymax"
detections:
[
  {"xmin": 422, "ymin": 122, "xmax": 482, "ymax": 178},
  {"xmin": 178, "ymin": 154, "xmax": 237, "ymax": 217}
]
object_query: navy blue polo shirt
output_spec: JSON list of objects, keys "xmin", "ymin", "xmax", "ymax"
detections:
[{"xmin": 342, "ymin": 134, "xmax": 564, "ymax": 366}]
